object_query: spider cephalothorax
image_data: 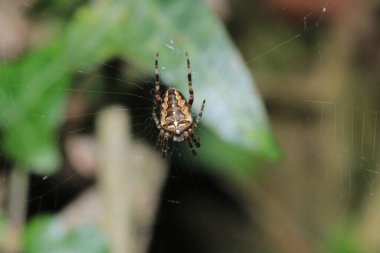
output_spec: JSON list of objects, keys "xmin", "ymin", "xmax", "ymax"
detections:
[{"xmin": 152, "ymin": 51, "xmax": 206, "ymax": 157}]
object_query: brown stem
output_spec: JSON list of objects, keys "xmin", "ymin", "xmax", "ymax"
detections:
[{"xmin": 3, "ymin": 168, "xmax": 29, "ymax": 253}]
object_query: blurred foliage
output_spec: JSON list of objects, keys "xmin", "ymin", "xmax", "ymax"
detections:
[
  {"xmin": 0, "ymin": 0, "xmax": 279, "ymax": 176},
  {"xmin": 0, "ymin": 41, "xmax": 70, "ymax": 174},
  {"xmin": 24, "ymin": 215, "xmax": 109, "ymax": 253},
  {"xmin": 322, "ymin": 224, "xmax": 364, "ymax": 253},
  {"xmin": 0, "ymin": 212, "xmax": 5, "ymax": 245}
]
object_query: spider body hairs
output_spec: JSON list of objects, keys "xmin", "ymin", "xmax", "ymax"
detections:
[{"xmin": 152, "ymin": 51, "xmax": 206, "ymax": 157}]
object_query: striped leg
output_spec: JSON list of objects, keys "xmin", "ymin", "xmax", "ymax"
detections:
[
  {"xmin": 153, "ymin": 52, "xmax": 163, "ymax": 141},
  {"xmin": 193, "ymin": 99, "xmax": 206, "ymax": 129},
  {"xmin": 184, "ymin": 131, "xmax": 197, "ymax": 155},
  {"xmin": 185, "ymin": 51, "xmax": 194, "ymax": 108},
  {"xmin": 156, "ymin": 129, "xmax": 164, "ymax": 150},
  {"xmin": 155, "ymin": 52, "xmax": 162, "ymax": 105},
  {"xmin": 152, "ymin": 104, "xmax": 160, "ymax": 130},
  {"xmin": 186, "ymin": 139, "xmax": 196, "ymax": 156},
  {"xmin": 162, "ymin": 132, "xmax": 171, "ymax": 157},
  {"xmin": 188, "ymin": 128, "xmax": 200, "ymax": 148},
  {"xmin": 157, "ymin": 130, "xmax": 169, "ymax": 157}
]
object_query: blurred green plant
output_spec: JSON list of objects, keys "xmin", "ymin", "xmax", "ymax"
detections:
[
  {"xmin": 0, "ymin": 0, "xmax": 279, "ymax": 176},
  {"xmin": 24, "ymin": 216, "xmax": 109, "ymax": 253},
  {"xmin": 0, "ymin": 41, "xmax": 70, "ymax": 174},
  {"xmin": 322, "ymin": 223, "xmax": 365, "ymax": 253},
  {"xmin": 0, "ymin": 212, "xmax": 5, "ymax": 245}
]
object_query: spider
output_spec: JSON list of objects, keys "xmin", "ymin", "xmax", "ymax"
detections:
[{"xmin": 152, "ymin": 51, "xmax": 206, "ymax": 157}]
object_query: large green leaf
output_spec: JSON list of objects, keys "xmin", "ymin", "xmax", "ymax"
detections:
[
  {"xmin": 64, "ymin": 0, "xmax": 280, "ymax": 175},
  {"xmin": 0, "ymin": 0, "xmax": 279, "ymax": 176},
  {"xmin": 0, "ymin": 41, "xmax": 70, "ymax": 174}
]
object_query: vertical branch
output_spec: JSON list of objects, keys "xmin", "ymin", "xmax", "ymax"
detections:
[
  {"xmin": 96, "ymin": 105, "xmax": 167, "ymax": 253},
  {"xmin": 3, "ymin": 168, "xmax": 29, "ymax": 253}
]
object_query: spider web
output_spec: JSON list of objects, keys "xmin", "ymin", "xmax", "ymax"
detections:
[{"xmin": 1, "ymin": 0, "xmax": 379, "ymax": 252}]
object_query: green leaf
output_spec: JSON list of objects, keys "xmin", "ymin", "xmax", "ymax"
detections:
[
  {"xmin": 0, "ymin": 43, "xmax": 69, "ymax": 173},
  {"xmin": 64, "ymin": 0, "xmax": 280, "ymax": 175},
  {"xmin": 0, "ymin": 41, "xmax": 70, "ymax": 174},
  {"xmin": 0, "ymin": 0, "xmax": 280, "ymax": 176},
  {"xmin": 24, "ymin": 215, "xmax": 109, "ymax": 253}
]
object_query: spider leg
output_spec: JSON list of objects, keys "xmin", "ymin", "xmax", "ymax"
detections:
[
  {"xmin": 156, "ymin": 130, "xmax": 164, "ymax": 150},
  {"xmin": 185, "ymin": 51, "xmax": 194, "ymax": 108},
  {"xmin": 184, "ymin": 131, "xmax": 197, "ymax": 156},
  {"xmin": 193, "ymin": 99, "xmax": 206, "ymax": 129},
  {"xmin": 152, "ymin": 103, "xmax": 161, "ymax": 130},
  {"xmin": 188, "ymin": 129, "xmax": 200, "ymax": 148},
  {"xmin": 161, "ymin": 144, "xmax": 167, "ymax": 158},
  {"xmin": 155, "ymin": 52, "xmax": 162, "ymax": 105},
  {"xmin": 155, "ymin": 130, "xmax": 168, "ymax": 158},
  {"xmin": 161, "ymin": 131, "xmax": 171, "ymax": 158},
  {"xmin": 153, "ymin": 100, "xmax": 165, "ymax": 155},
  {"xmin": 153, "ymin": 52, "xmax": 165, "ymax": 156}
]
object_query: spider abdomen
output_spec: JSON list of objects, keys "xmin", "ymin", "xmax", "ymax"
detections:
[
  {"xmin": 160, "ymin": 88, "xmax": 193, "ymax": 137},
  {"xmin": 153, "ymin": 52, "xmax": 205, "ymax": 156}
]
